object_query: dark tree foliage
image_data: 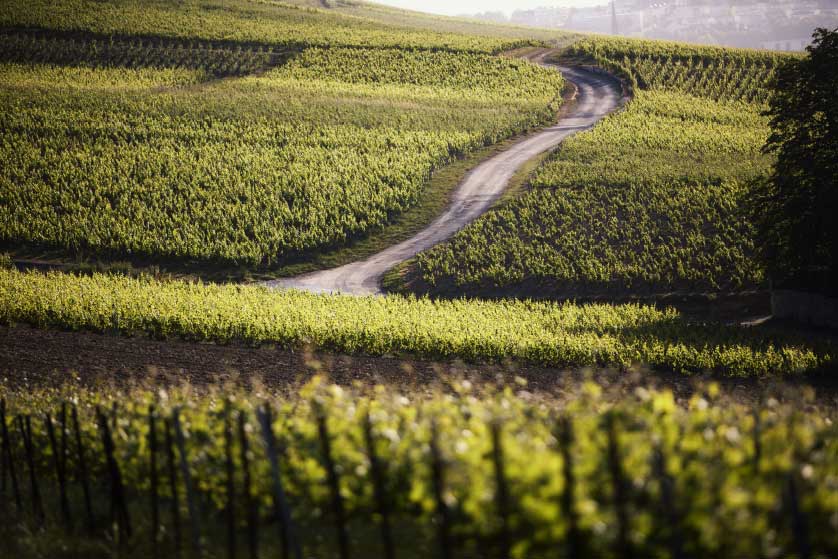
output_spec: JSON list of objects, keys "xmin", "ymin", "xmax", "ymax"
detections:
[{"xmin": 750, "ymin": 28, "xmax": 838, "ymax": 294}]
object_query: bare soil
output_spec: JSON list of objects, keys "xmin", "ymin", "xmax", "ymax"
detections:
[{"xmin": 3, "ymin": 326, "xmax": 836, "ymax": 406}]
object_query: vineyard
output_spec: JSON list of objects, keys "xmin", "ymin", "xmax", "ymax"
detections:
[
  {"xmin": 1, "ymin": 268, "xmax": 834, "ymax": 377},
  {"xmin": 1, "ymin": 2, "xmax": 837, "ymax": 558},
  {"xmin": 566, "ymin": 36, "xmax": 790, "ymax": 103},
  {"xmin": 405, "ymin": 38, "xmax": 788, "ymax": 298},
  {"xmin": 283, "ymin": 0, "xmax": 580, "ymax": 46},
  {"xmin": 0, "ymin": 0, "xmax": 537, "ymax": 54},
  {"xmin": 0, "ymin": 44, "xmax": 562, "ymax": 266},
  {"xmin": 0, "ymin": 29, "xmax": 293, "ymax": 77},
  {"xmin": 1, "ymin": 379, "xmax": 835, "ymax": 558}
]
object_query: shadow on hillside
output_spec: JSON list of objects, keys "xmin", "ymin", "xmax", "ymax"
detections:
[{"xmin": 0, "ymin": 27, "xmax": 299, "ymax": 77}]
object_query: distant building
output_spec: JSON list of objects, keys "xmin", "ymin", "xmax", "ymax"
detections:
[
  {"xmin": 510, "ymin": 7, "xmax": 570, "ymax": 28},
  {"xmin": 466, "ymin": 0, "xmax": 838, "ymax": 51},
  {"xmin": 760, "ymin": 38, "xmax": 812, "ymax": 51},
  {"xmin": 565, "ymin": 6, "xmax": 612, "ymax": 34}
]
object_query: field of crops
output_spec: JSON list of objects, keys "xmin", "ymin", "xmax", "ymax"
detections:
[
  {"xmin": 567, "ymin": 36, "xmax": 789, "ymax": 103},
  {"xmin": 2, "ymin": 268, "xmax": 834, "ymax": 377},
  {"xmin": 1, "ymin": 378, "xmax": 835, "ymax": 558},
  {"xmin": 1, "ymin": 4, "xmax": 836, "ymax": 557},
  {"xmin": 0, "ymin": 29, "xmax": 292, "ymax": 77},
  {"xmin": 406, "ymin": 38, "xmax": 787, "ymax": 298},
  {"xmin": 0, "ymin": 43, "xmax": 562, "ymax": 266},
  {"xmin": 2, "ymin": 1, "xmax": 836, "ymax": 557},
  {"xmin": 285, "ymin": 0, "xmax": 580, "ymax": 46},
  {"xmin": 0, "ymin": 0, "xmax": 535, "ymax": 54}
]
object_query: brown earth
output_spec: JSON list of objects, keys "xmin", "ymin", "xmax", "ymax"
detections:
[{"xmin": 3, "ymin": 326, "xmax": 836, "ymax": 406}]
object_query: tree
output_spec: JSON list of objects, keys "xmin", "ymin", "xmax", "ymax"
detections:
[{"xmin": 749, "ymin": 28, "xmax": 838, "ymax": 294}]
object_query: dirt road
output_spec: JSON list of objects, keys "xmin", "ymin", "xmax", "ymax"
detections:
[{"xmin": 266, "ymin": 64, "xmax": 623, "ymax": 295}]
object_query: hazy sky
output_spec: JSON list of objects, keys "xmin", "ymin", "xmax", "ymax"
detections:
[{"xmin": 376, "ymin": 1, "xmax": 603, "ymax": 17}]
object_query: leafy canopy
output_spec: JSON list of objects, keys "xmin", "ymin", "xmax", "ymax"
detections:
[{"xmin": 751, "ymin": 28, "xmax": 838, "ymax": 293}]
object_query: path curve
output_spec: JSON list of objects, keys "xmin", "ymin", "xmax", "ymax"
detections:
[{"xmin": 266, "ymin": 63, "xmax": 623, "ymax": 295}]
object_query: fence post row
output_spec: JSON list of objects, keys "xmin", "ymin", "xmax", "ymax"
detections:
[
  {"xmin": 315, "ymin": 403, "xmax": 350, "ymax": 559},
  {"xmin": 0, "ymin": 395, "xmax": 831, "ymax": 559},
  {"xmin": 363, "ymin": 412, "xmax": 395, "ymax": 559}
]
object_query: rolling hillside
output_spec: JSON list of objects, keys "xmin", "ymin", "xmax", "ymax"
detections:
[
  {"xmin": 0, "ymin": 0, "xmax": 833, "ymax": 378},
  {"xmin": 0, "ymin": 1, "xmax": 567, "ymax": 267},
  {"xmin": 1, "ymin": 3, "xmax": 837, "ymax": 558},
  {"xmin": 0, "ymin": 0, "xmax": 531, "ymax": 52},
  {"xmin": 401, "ymin": 37, "xmax": 792, "ymax": 299}
]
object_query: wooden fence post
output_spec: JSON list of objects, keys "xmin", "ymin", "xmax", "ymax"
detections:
[
  {"xmin": 164, "ymin": 417, "xmax": 183, "ymax": 556},
  {"xmin": 0, "ymin": 399, "xmax": 22, "ymax": 513},
  {"xmin": 59, "ymin": 403, "xmax": 69, "ymax": 519},
  {"xmin": 238, "ymin": 411, "xmax": 258, "ymax": 559},
  {"xmin": 653, "ymin": 444, "xmax": 683, "ymax": 559},
  {"xmin": 363, "ymin": 412, "xmax": 395, "ymax": 559},
  {"xmin": 18, "ymin": 414, "xmax": 45, "ymax": 525},
  {"xmin": 149, "ymin": 406, "xmax": 160, "ymax": 552},
  {"xmin": 257, "ymin": 404, "xmax": 302, "ymax": 559},
  {"xmin": 490, "ymin": 421, "xmax": 511, "ymax": 559},
  {"xmin": 172, "ymin": 408, "xmax": 202, "ymax": 557},
  {"xmin": 224, "ymin": 401, "xmax": 236, "ymax": 559},
  {"xmin": 605, "ymin": 412, "xmax": 633, "ymax": 559},
  {"xmin": 429, "ymin": 419, "xmax": 452, "ymax": 559},
  {"xmin": 97, "ymin": 406, "xmax": 131, "ymax": 542},
  {"xmin": 45, "ymin": 412, "xmax": 72, "ymax": 529},
  {"xmin": 557, "ymin": 416, "xmax": 580, "ymax": 558},
  {"xmin": 785, "ymin": 469, "xmax": 811, "ymax": 559},
  {"xmin": 71, "ymin": 404, "xmax": 95, "ymax": 535},
  {"xmin": 315, "ymin": 404, "xmax": 350, "ymax": 559},
  {"xmin": 59, "ymin": 403, "xmax": 67, "ymax": 478}
]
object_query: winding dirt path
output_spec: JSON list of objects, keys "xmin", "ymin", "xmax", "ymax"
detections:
[{"xmin": 266, "ymin": 63, "xmax": 623, "ymax": 295}]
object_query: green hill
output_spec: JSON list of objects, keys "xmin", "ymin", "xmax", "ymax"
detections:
[
  {"xmin": 0, "ymin": 0, "xmax": 566, "ymax": 266},
  {"xmin": 401, "ymin": 37, "xmax": 796, "ymax": 299},
  {"xmin": 1, "ymin": 1, "xmax": 834, "ymax": 378},
  {"xmin": 1, "ymin": 7, "xmax": 836, "ymax": 558},
  {"xmin": 0, "ymin": 0, "xmax": 540, "ymax": 52}
]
